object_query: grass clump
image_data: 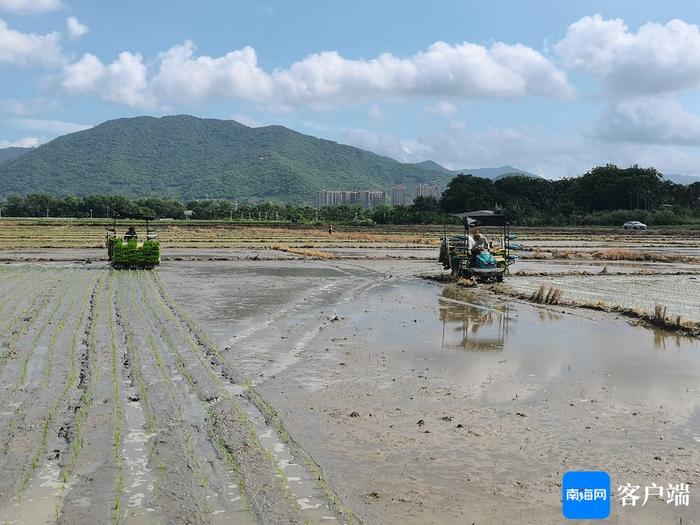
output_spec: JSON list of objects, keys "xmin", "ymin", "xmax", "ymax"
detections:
[
  {"xmin": 531, "ymin": 284, "xmax": 563, "ymax": 304},
  {"xmin": 274, "ymin": 244, "xmax": 337, "ymax": 259}
]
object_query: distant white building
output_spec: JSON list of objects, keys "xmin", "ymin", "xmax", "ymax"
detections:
[
  {"xmin": 317, "ymin": 190, "xmax": 387, "ymax": 208},
  {"xmin": 415, "ymin": 183, "xmax": 440, "ymax": 200},
  {"xmin": 391, "ymin": 185, "xmax": 406, "ymax": 206}
]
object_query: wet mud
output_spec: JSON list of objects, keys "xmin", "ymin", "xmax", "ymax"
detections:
[
  {"xmin": 1, "ymin": 241, "xmax": 699, "ymax": 524},
  {"xmin": 163, "ymin": 258, "xmax": 700, "ymax": 525}
]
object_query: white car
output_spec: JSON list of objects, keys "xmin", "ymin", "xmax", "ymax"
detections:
[{"xmin": 623, "ymin": 220, "xmax": 647, "ymax": 230}]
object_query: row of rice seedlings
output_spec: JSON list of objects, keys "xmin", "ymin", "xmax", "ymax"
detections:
[
  {"xmin": 119, "ymin": 271, "xmax": 155, "ymax": 432},
  {"xmin": 135, "ymin": 272, "xmax": 255, "ymax": 512},
  {"xmin": 107, "ymin": 275, "xmax": 126, "ymax": 523},
  {"xmin": 0, "ymin": 271, "xmax": 77, "ymax": 457},
  {"xmin": 145, "ymin": 273, "xmax": 304, "ymax": 521},
  {"xmin": 128, "ymin": 273, "xmax": 219, "ymax": 520},
  {"xmin": 245, "ymin": 388, "xmax": 355, "ymax": 524},
  {"xmin": 51, "ymin": 274, "xmax": 103, "ymax": 521},
  {"xmin": 0, "ymin": 272, "xmax": 61, "ymax": 350},
  {"xmin": 17, "ymin": 270, "xmax": 82, "ymax": 388},
  {"xmin": 0, "ymin": 405, "xmax": 25, "ymax": 456},
  {"xmin": 0, "ymin": 266, "xmax": 37, "ymax": 319},
  {"xmin": 60, "ymin": 276, "xmax": 104, "ymax": 483},
  {"xmin": 144, "ymin": 330, "xmax": 213, "ymax": 503},
  {"xmin": 40, "ymin": 275, "xmax": 96, "ymax": 389},
  {"xmin": 17, "ymin": 273, "xmax": 97, "ymax": 496}
]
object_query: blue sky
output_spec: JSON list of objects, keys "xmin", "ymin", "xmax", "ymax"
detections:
[{"xmin": 2, "ymin": 0, "xmax": 700, "ymax": 177}]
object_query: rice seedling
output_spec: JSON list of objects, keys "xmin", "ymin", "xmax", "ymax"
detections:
[
  {"xmin": 143, "ymin": 272, "xmax": 305, "ymax": 517},
  {"xmin": 108, "ymin": 277, "xmax": 126, "ymax": 524}
]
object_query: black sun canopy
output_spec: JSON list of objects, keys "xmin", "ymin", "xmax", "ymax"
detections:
[
  {"xmin": 453, "ymin": 210, "xmax": 507, "ymax": 227},
  {"xmin": 112, "ymin": 212, "xmax": 159, "ymax": 221}
]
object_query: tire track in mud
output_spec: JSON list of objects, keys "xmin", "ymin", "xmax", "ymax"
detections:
[
  {"xmin": 0, "ymin": 270, "xmax": 98, "ymax": 524},
  {"xmin": 218, "ymin": 262, "xmax": 393, "ymax": 387},
  {"xmin": 145, "ymin": 271, "xmax": 354, "ymax": 525}
]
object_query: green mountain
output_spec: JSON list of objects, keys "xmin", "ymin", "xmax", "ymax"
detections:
[
  {"xmin": 410, "ymin": 160, "xmax": 453, "ymax": 174},
  {"xmin": 454, "ymin": 165, "xmax": 540, "ymax": 180},
  {"xmin": 0, "ymin": 115, "xmax": 453, "ymax": 202},
  {"xmin": 0, "ymin": 147, "xmax": 32, "ymax": 163}
]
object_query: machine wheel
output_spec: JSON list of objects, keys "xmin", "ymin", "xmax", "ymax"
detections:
[{"xmin": 496, "ymin": 274, "xmax": 504, "ymax": 283}]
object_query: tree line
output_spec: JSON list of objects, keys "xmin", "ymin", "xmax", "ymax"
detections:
[{"xmin": 1, "ymin": 165, "xmax": 699, "ymax": 226}]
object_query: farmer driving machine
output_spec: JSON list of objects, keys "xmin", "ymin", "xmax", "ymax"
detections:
[
  {"xmin": 106, "ymin": 214, "xmax": 161, "ymax": 269},
  {"xmin": 439, "ymin": 210, "xmax": 517, "ymax": 283}
]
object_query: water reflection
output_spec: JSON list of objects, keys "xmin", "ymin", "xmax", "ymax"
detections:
[
  {"xmin": 439, "ymin": 288, "xmax": 509, "ymax": 351},
  {"xmin": 653, "ymin": 329, "xmax": 696, "ymax": 350}
]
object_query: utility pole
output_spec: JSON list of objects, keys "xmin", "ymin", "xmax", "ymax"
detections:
[
  {"xmin": 230, "ymin": 210, "xmax": 233, "ymax": 221},
  {"xmin": 90, "ymin": 209, "xmax": 93, "ymax": 219},
  {"xmin": 46, "ymin": 207, "xmax": 49, "ymax": 218}
]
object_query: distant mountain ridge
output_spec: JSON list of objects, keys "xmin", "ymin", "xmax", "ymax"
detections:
[
  {"xmin": 664, "ymin": 173, "xmax": 700, "ymax": 185},
  {"xmin": 0, "ymin": 147, "xmax": 32, "ymax": 163},
  {"xmin": 453, "ymin": 165, "xmax": 540, "ymax": 180},
  {"xmin": 0, "ymin": 115, "xmax": 454, "ymax": 202}
]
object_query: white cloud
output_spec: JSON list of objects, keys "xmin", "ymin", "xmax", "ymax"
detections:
[
  {"xmin": 61, "ymin": 52, "xmax": 153, "ymax": 108},
  {"xmin": 592, "ymin": 96, "xmax": 700, "ymax": 146},
  {"xmin": 0, "ymin": 97, "xmax": 58, "ymax": 115},
  {"xmin": 0, "ymin": 0, "xmax": 61, "ymax": 14},
  {"xmin": 66, "ymin": 16, "xmax": 88, "ymax": 38},
  {"xmin": 12, "ymin": 118, "xmax": 91, "ymax": 134},
  {"xmin": 150, "ymin": 41, "xmax": 273, "ymax": 103},
  {"xmin": 0, "ymin": 136, "xmax": 40, "ymax": 148},
  {"xmin": 555, "ymin": 15, "xmax": 700, "ymax": 96},
  {"xmin": 424, "ymin": 100, "xmax": 457, "ymax": 117},
  {"xmin": 61, "ymin": 39, "xmax": 572, "ymax": 109},
  {"xmin": 341, "ymin": 123, "xmax": 700, "ymax": 178},
  {"xmin": 0, "ymin": 19, "xmax": 61, "ymax": 66}
]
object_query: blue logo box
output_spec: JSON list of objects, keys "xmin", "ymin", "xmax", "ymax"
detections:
[{"xmin": 562, "ymin": 471, "xmax": 611, "ymax": 519}]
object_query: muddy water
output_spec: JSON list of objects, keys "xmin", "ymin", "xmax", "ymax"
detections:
[
  {"xmin": 252, "ymin": 277, "xmax": 700, "ymax": 524},
  {"xmin": 121, "ymin": 399, "xmax": 158, "ymax": 523},
  {"xmin": 149, "ymin": 259, "xmax": 700, "ymax": 523},
  {"xmin": 0, "ymin": 462, "xmax": 65, "ymax": 524}
]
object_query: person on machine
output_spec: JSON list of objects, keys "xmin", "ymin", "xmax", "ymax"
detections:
[
  {"xmin": 471, "ymin": 230, "xmax": 489, "ymax": 254},
  {"xmin": 124, "ymin": 226, "xmax": 137, "ymax": 242}
]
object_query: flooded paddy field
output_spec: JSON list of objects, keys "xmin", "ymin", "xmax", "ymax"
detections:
[
  {"xmin": 0, "ymin": 263, "xmax": 346, "ymax": 525},
  {"xmin": 0, "ymin": 227, "xmax": 699, "ymax": 524},
  {"xmin": 162, "ymin": 258, "xmax": 699, "ymax": 525}
]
